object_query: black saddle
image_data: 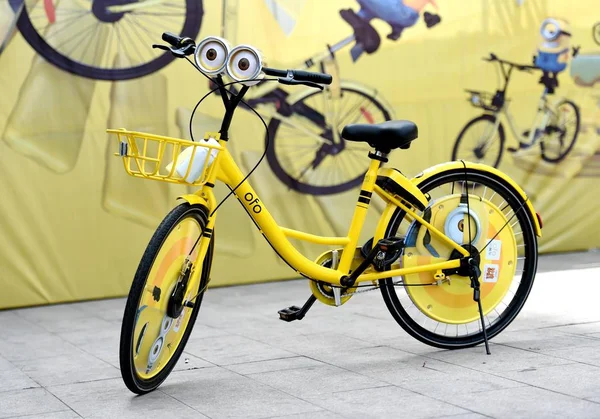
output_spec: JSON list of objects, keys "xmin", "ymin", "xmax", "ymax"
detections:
[{"xmin": 341, "ymin": 120, "xmax": 418, "ymax": 153}]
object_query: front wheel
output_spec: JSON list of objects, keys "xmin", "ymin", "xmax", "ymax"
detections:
[
  {"xmin": 540, "ymin": 100, "xmax": 580, "ymax": 163},
  {"xmin": 119, "ymin": 203, "xmax": 214, "ymax": 394},
  {"xmin": 380, "ymin": 168, "xmax": 538, "ymax": 349},
  {"xmin": 452, "ymin": 115, "xmax": 505, "ymax": 168}
]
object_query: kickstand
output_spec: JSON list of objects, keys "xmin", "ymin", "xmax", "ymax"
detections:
[{"xmin": 469, "ymin": 260, "xmax": 491, "ymax": 355}]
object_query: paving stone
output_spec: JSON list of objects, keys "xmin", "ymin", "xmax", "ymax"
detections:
[
  {"xmin": 68, "ymin": 298, "xmax": 126, "ymax": 322},
  {"xmin": 47, "ymin": 378, "xmax": 206, "ymax": 419},
  {"xmin": 0, "ymin": 355, "xmax": 14, "ymax": 371},
  {"xmin": 544, "ymin": 344, "xmax": 600, "ymax": 367},
  {"xmin": 225, "ymin": 356, "xmax": 323, "ymax": 376},
  {"xmin": 162, "ymin": 367, "xmax": 322, "ymax": 418},
  {"xmin": 429, "ymin": 414, "xmax": 488, "ymax": 419},
  {"xmin": 248, "ymin": 364, "xmax": 387, "ymax": 397},
  {"xmin": 0, "ymin": 332, "xmax": 81, "ymax": 362},
  {"xmin": 14, "ymin": 305, "xmax": 89, "ymax": 326},
  {"xmin": 423, "ymin": 343, "xmax": 575, "ymax": 373},
  {"xmin": 57, "ymin": 324, "xmax": 121, "ymax": 368},
  {"xmin": 266, "ymin": 332, "xmax": 377, "ymax": 358},
  {"xmin": 13, "ymin": 349, "xmax": 120, "ymax": 387},
  {"xmin": 495, "ymin": 363, "xmax": 600, "ymax": 399},
  {"xmin": 0, "ymin": 388, "xmax": 69, "ymax": 418},
  {"xmin": 542, "ymin": 322, "xmax": 600, "ymax": 336},
  {"xmin": 0, "ymin": 311, "xmax": 48, "ymax": 337},
  {"xmin": 184, "ymin": 334, "xmax": 296, "ymax": 366},
  {"xmin": 264, "ymin": 411, "xmax": 346, "ymax": 419},
  {"xmin": 493, "ymin": 328, "xmax": 600, "ymax": 352},
  {"xmin": 447, "ymin": 385, "xmax": 600, "ymax": 418},
  {"xmin": 0, "ymin": 366, "xmax": 40, "ymax": 392},
  {"xmin": 10, "ymin": 411, "xmax": 81, "ymax": 419},
  {"xmin": 303, "ymin": 385, "xmax": 469, "ymax": 419}
]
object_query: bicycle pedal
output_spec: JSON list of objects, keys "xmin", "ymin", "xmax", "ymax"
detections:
[{"xmin": 278, "ymin": 306, "xmax": 302, "ymax": 322}]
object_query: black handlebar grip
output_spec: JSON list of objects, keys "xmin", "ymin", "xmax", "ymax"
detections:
[
  {"xmin": 262, "ymin": 67, "xmax": 288, "ymax": 78},
  {"xmin": 162, "ymin": 32, "xmax": 183, "ymax": 47},
  {"xmin": 292, "ymin": 70, "xmax": 333, "ymax": 85}
]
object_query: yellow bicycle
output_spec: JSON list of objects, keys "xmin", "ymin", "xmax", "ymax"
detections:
[{"xmin": 111, "ymin": 33, "xmax": 543, "ymax": 395}]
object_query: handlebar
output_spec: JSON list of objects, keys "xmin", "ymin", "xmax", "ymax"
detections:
[
  {"xmin": 155, "ymin": 32, "xmax": 332, "ymax": 89},
  {"xmin": 483, "ymin": 53, "xmax": 537, "ymax": 72},
  {"xmin": 263, "ymin": 67, "xmax": 332, "ymax": 85}
]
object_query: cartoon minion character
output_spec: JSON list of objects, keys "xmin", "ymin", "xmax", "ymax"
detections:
[
  {"xmin": 533, "ymin": 18, "xmax": 575, "ymax": 93},
  {"xmin": 355, "ymin": 0, "xmax": 439, "ymax": 39},
  {"xmin": 340, "ymin": 0, "xmax": 441, "ymax": 61}
]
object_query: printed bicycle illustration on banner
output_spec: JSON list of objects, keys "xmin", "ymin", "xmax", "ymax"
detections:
[
  {"xmin": 207, "ymin": 0, "xmax": 442, "ymax": 195},
  {"xmin": 452, "ymin": 18, "xmax": 582, "ymax": 169},
  {"xmin": 451, "ymin": 53, "xmax": 581, "ymax": 169},
  {"xmin": 4, "ymin": 0, "xmax": 203, "ymax": 80}
]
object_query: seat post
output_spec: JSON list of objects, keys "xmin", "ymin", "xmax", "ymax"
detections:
[{"xmin": 368, "ymin": 149, "xmax": 389, "ymax": 163}]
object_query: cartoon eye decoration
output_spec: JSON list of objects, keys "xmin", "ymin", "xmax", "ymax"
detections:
[
  {"xmin": 226, "ymin": 45, "xmax": 263, "ymax": 86},
  {"xmin": 540, "ymin": 19, "xmax": 562, "ymax": 42},
  {"xmin": 444, "ymin": 205, "xmax": 482, "ymax": 245},
  {"xmin": 194, "ymin": 36, "xmax": 230, "ymax": 75}
]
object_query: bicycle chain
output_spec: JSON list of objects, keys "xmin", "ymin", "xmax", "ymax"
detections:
[{"xmin": 311, "ymin": 279, "xmax": 417, "ymax": 300}]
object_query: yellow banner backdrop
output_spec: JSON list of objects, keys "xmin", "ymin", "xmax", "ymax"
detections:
[{"xmin": 0, "ymin": 0, "xmax": 598, "ymax": 309}]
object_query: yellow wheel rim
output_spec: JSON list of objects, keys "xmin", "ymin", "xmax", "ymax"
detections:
[
  {"xmin": 402, "ymin": 194, "xmax": 517, "ymax": 324},
  {"xmin": 133, "ymin": 216, "xmax": 202, "ymax": 379}
]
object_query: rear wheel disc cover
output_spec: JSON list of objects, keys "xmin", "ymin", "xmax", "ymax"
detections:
[{"xmin": 401, "ymin": 194, "xmax": 517, "ymax": 324}]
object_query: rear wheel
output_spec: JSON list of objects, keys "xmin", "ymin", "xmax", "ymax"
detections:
[
  {"xmin": 540, "ymin": 100, "xmax": 580, "ymax": 163},
  {"xmin": 380, "ymin": 169, "xmax": 538, "ymax": 349},
  {"xmin": 452, "ymin": 115, "xmax": 505, "ymax": 168},
  {"xmin": 119, "ymin": 203, "xmax": 213, "ymax": 394}
]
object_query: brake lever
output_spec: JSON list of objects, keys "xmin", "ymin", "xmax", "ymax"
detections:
[
  {"xmin": 152, "ymin": 44, "xmax": 170, "ymax": 51},
  {"xmin": 152, "ymin": 43, "xmax": 194, "ymax": 58},
  {"xmin": 279, "ymin": 78, "xmax": 323, "ymax": 90}
]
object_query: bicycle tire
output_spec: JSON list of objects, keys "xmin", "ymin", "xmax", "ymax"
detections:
[
  {"xmin": 9, "ymin": 0, "xmax": 203, "ymax": 80},
  {"xmin": 540, "ymin": 100, "xmax": 580, "ymax": 163},
  {"xmin": 452, "ymin": 114, "xmax": 505, "ymax": 168},
  {"xmin": 265, "ymin": 85, "xmax": 392, "ymax": 195},
  {"xmin": 119, "ymin": 203, "xmax": 213, "ymax": 394},
  {"xmin": 379, "ymin": 168, "xmax": 538, "ymax": 349}
]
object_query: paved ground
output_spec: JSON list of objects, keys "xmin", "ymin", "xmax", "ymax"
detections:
[{"xmin": 0, "ymin": 251, "xmax": 599, "ymax": 419}]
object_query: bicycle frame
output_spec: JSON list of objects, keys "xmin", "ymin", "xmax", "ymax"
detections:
[
  {"xmin": 480, "ymin": 56, "xmax": 560, "ymax": 148},
  {"xmin": 182, "ymin": 131, "xmax": 469, "ymax": 292},
  {"xmin": 493, "ymin": 89, "xmax": 557, "ymax": 146}
]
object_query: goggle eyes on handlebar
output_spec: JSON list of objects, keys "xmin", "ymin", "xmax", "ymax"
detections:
[
  {"xmin": 193, "ymin": 36, "xmax": 264, "ymax": 85},
  {"xmin": 226, "ymin": 45, "xmax": 263, "ymax": 86},
  {"xmin": 194, "ymin": 37, "xmax": 231, "ymax": 75},
  {"xmin": 160, "ymin": 33, "xmax": 331, "ymax": 89}
]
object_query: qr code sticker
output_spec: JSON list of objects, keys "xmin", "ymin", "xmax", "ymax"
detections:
[
  {"xmin": 483, "ymin": 264, "xmax": 499, "ymax": 283},
  {"xmin": 486, "ymin": 240, "xmax": 502, "ymax": 261}
]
